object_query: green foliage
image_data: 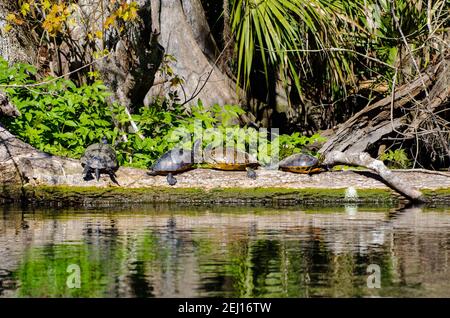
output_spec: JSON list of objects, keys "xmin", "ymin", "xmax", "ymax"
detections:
[
  {"xmin": 275, "ymin": 133, "xmax": 326, "ymax": 160},
  {"xmin": 380, "ymin": 149, "xmax": 411, "ymax": 169},
  {"xmin": 356, "ymin": 0, "xmax": 431, "ymax": 79},
  {"xmin": 0, "ymin": 59, "xmax": 112, "ymax": 158},
  {"xmin": 0, "ymin": 57, "xmax": 180, "ymax": 168},
  {"xmin": 10, "ymin": 86, "xmax": 112, "ymax": 158},
  {"xmin": 0, "ymin": 58, "xmax": 326, "ymax": 169},
  {"xmin": 228, "ymin": 0, "xmax": 449, "ymax": 132},
  {"xmin": 109, "ymin": 103, "xmax": 187, "ymax": 168},
  {"xmin": 230, "ymin": 0, "xmax": 356, "ymax": 98}
]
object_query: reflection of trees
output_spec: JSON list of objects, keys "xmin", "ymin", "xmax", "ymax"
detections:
[{"xmin": 2, "ymin": 206, "xmax": 450, "ymax": 297}]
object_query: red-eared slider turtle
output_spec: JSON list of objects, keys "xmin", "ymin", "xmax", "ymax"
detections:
[
  {"xmin": 81, "ymin": 137, "xmax": 118, "ymax": 183},
  {"xmin": 204, "ymin": 145, "xmax": 259, "ymax": 179},
  {"xmin": 148, "ymin": 139, "xmax": 201, "ymax": 186},
  {"xmin": 278, "ymin": 153, "xmax": 323, "ymax": 174}
]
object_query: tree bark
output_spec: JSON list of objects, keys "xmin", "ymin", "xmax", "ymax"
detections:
[
  {"xmin": 95, "ymin": 0, "xmax": 165, "ymax": 113},
  {"xmin": 146, "ymin": 0, "xmax": 238, "ymax": 107},
  {"xmin": 319, "ymin": 57, "xmax": 450, "ymax": 158},
  {"xmin": 0, "ymin": 2, "xmax": 36, "ymax": 64},
  {"xmin": 0, "ymin": 91, "xmax": 20, "ymax": 117}
]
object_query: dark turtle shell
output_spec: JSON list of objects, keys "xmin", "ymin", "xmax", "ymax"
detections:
[
  {"xmin": 204, "ymin": 146, "xmax": 259, "ymax": 171},
  {"xmin": 150, "ymin": 147, "xmax": 195, "ymax": 175},
  {"xmin": 81, "ymin": 142, "xmax": 118, "ymax": 170},
  {"xmin": 279, "ymin": 153, "xmax": 321, "ymax": 174}
]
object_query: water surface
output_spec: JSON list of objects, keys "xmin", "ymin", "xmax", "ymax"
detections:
[{"xmin": 1, "ymin": 204, "xmax": 449, "ymax": 297}]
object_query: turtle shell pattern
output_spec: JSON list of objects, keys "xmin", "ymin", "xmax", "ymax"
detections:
[
  {"xmin": 278, "ymin": 153, "xmax": 321, "ymax": 173},
  {"xmin": 204, "ymin": 146, "xmax": 259, "ymax": 171},
  {"xmin": 81, "ymin": 143, "xmax": 118, "ymax": 171},
  {"xmin": 150, "ymin": 147, "xmax": 195, "ymax": 175}
]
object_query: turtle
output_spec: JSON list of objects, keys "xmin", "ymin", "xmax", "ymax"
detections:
[
  {"xmin": 203, "ymin": 145, "xmax": 259, "ymax": 179},
  {"xmin": 278, "ymin": 153, "xmax": 324, "ymax": 174},
  {"xmin": 148, "ymin": 139, "xmax": 201, "ymax": 186},
  {"xmin": 81, "ymin": 137, "xmax": 119, "ymax": 183}
]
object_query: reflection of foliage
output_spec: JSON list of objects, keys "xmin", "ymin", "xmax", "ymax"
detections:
[
  {"xmin": 224, "ymin": 240, "xmax": 255, "ymax": 297},
  {"xmin": 15, "ymin": 244, "xmax": 114, "ymax": 297},
  {"xmin": 13, "ymin": 227, "xmax": 170, "ymax": 297},
  {"xmin": 10, "ymin": 209, "xmax": 408, "ymax": 298},
  {"xmin": 327, "ymin": 253, "xmax": 359, "ymax": 297}
]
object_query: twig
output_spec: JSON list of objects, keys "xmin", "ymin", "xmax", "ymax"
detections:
[{"xmin": 0, "ymin": 52, "xmax": 113, "ymax": 88}]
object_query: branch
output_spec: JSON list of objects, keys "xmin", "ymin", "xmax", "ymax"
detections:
[{"xmin": 323, "ymin": 151, "xmax": 427, "ymax": 203}]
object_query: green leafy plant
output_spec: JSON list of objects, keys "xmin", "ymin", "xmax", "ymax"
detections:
[
  {"xmin": 230, "ymin": 0, "xmax": 355, "ymax": 98},
  {"xmin": 274, "ymin": 133, "xmax": 326, "ymax": 160},
  {"xmin": 380, "ymin": 149, "xmax": 411, "ymax": 169},
  {"xmin": 0, "ymin": 57, "xmax": 326, "ymax": 169},
  {"xmin": 0, "ymin": 57, "xmax": 182, "ymax": 168},
  {"xmin": 0, "ymin": 59, "xmax": 113, "ymax": 158}
]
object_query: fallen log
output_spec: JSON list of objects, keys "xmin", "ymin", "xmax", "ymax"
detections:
[
  {"xmin": 323, "ymin": 151, "xmax": 426, "ymax": 203},
  {"xmin": 320, "ymin": 57, "xmax": 450, "ymax": 157}
]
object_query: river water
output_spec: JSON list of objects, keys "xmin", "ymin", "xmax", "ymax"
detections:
[{"xmin": 0, "ymin": 204, "xmax": 449, "ymax": 297}]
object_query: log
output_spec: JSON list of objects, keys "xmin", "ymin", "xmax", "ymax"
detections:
[
  {"xmin": 320, "ymin": 58, "xmax": 450, "ymax": 155},
  {"xmin": 319, "ymin": 63, "xmax": 437, "ymax": 154},
  {"xmin": 0, "ymin": 117, "xmax": 436, "ymax": 203},
  {"xmin": 0, "ymin": 91, "xmax": 20, "ymax": 117},
  {"xmin": 322, "ymin": 151, "xmax": 427, "ymax": 203},
  {"xmin": 0, "ymin": 122, "xmax": 435, "ymax": 204}
]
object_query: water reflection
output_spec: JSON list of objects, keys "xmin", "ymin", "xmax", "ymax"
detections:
[{"xmin": 0, "ymin": 204, "xmax": 450, "ymax": 297}]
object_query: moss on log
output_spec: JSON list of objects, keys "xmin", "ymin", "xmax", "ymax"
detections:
[{"xmin": 1, "ymin": 185, "xmax": 396, "ymax": 206}]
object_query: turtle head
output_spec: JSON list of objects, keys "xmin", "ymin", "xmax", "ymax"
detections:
[{"xmin": 101, "ymin": 136, "xmax": 108, "ymax": 144}]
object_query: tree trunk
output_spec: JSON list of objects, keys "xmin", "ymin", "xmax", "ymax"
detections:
[
  {"xmin": 146, "ymin": 0, "xmax": 238, "ymax": 107},
  {"xmin": 0, "ymin": 2, "xmax": 37, "ymax": 64},
  {"xmin": 93, "ymin": 0, "xmax": 164, "ymax": 113},
  {"xmin": 1, "ymin": 0, "xmax": 238, "ymax": 110}
]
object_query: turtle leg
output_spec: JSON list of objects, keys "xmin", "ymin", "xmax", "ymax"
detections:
[
  {"xmin": 95, "ymin": 168, "xmax": 100, "ymax": 181},
  {"xmin": 246, "ymin": 167, "xmax": 257, "ymax": 179},
  {"xmin": 82, "ymin": 165, "xmax": 92, "ymax": 181},
  {"xmin": 166, "ymin": 173, "xmax": 177, "ymax": 186},
  {"xmin": 108, "ymin": 169, "xmax": 120, "ymax": 185},
  {"xmin": 147, "ymin": 170, "xmax": 158, "ymax": 176}
]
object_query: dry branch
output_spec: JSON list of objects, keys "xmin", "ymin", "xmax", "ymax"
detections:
[{"xmin": 323, "ymin": 151, "xmax": 426, "ymax": 202}]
